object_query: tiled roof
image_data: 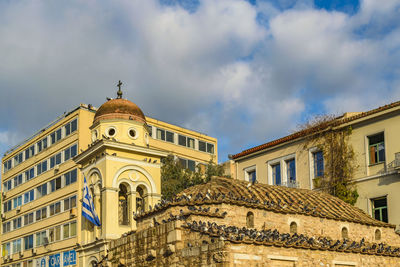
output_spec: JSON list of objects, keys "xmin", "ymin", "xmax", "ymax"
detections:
[
  {"xmin": 232, "ymin": 100, "xmax": 400, "ymax": 159},
  {"xmin": 183, "ymin": 220, "xmax": 400, "ymax": 257},
  {"xmin": 138, "ymin": 177, "xmax": 393, "ymax": 228}
]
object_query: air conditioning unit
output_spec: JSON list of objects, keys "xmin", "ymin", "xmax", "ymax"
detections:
[
  {"xmin": 70, "ymin": 207, "xmax": 77, "ymax": 218},
  {"xmin": 54, "ymin": 165, "xmax": 60, "ymax": 172},
  {"xmin": 16, "ymin": 206, "xmax": 21, "ymax": 212},
  {"xmin": 43, "ymin": 237, "xmax": 49, "ymax": 246}
]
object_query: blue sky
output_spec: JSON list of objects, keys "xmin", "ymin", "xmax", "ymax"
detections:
[{"xmin": 0, "ymin": 0, "xmax": 400, "ymax": 171}]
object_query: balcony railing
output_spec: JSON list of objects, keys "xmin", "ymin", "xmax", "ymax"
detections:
[
  {"xmin": 278, "ymin": 180, "xmax": 300, "ymax": 188},
  {"xmin": 387, "ymin": 152, "xmax": 400, "ymax": 171}
]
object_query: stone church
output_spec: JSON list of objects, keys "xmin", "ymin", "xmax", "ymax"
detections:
[{"xmin": 103, "ymin": 177, "xmax": 400, "ymax": 266}]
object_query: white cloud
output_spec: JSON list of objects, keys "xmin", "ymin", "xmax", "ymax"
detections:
[{"xmin": 0, "ymin": 0, "xmax": 399, "ymax": 161}]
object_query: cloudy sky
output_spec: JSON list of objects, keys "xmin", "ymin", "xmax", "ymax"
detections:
[{"xmin": 1, "ymin": 0, "xmax": 400, "ymax": 165}]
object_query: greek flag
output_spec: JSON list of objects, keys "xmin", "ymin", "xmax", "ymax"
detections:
[{"xmin": 82, "ymin": 175, "xmax": 101, "ymax": 226}]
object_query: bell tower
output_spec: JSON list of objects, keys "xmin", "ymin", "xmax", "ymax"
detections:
[{"xmin": 74, "ymin": 82, "xmax": 167, "ymax": 266}]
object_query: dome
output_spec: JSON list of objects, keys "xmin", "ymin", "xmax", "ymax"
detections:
[{"xmin": 93, "ymin": 98, "xmax": 146, "ymax": 124}]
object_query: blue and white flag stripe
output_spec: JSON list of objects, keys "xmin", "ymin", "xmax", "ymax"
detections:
[{"xmin": 82, "ymin": 175, "xmax": 101, "ymax": 226}]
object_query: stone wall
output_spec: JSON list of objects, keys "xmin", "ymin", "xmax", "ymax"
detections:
[
  {"xmin": 107, "ymin": 220, "xmax": 400, "ymax": 267},
  {"xmin": 108, "ymin": 220, "xmax": 228, "ymax": 267},
  {"xmin": 136, "ymin": 203, "xmax": 399, "ymax": 246}
]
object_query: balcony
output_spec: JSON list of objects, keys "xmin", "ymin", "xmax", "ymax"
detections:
[{"xmin": 387, "ymin": 152, "xmax": 400, "ymax": 172}]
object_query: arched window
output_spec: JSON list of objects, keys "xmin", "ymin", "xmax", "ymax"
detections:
[
  {"xmin": 375, "ymin": 229, "xmax": 381, "ymax": 241},
  {"xmin": 118, "ymin": 184, "xmax": 129, "ymax": 225},
  {"xmin": 136, "ymin": 186, "xmax": 146, "ymax": 214},
  {"xmin": 341, "ymin": 227, "xmax": 348, "ymax": 239},
  {"xmin": 290, "ymin": 222, "xmax": 297, "ymax": 234},
  {"xmin": 246, "ymin": 212, "xmax": 254, "ymax": 228}
]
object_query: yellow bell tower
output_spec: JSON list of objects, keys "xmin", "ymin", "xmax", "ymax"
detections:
[{"xmin": 74, "ymin": 81, "xmax": 168, "ymax": 266}]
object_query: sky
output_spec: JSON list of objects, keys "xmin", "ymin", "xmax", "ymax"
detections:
[{"xmin": 1, "ymin": 0, "xmax": 400, "ymax": 167}]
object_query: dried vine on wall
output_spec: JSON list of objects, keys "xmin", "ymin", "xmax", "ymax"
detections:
[{"xmin": 300, "ymin": 115, "xmax": 359, "ymax": 205}]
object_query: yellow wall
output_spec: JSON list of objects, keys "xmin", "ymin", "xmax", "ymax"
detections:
[{"xmin": 232, "ymin": 107, "xmax": 400, "ymax": 229}]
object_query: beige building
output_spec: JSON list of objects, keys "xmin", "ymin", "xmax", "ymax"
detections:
[
  {"xmin": 1, "ymin": 88, "xmax": 217, "ymax": 267},
  {"xmin": 105, "ymin": 177, "xmax": 400, "ymax": 266},
  {"xmin": 228, "ymin": 101, "xmax": 400, "ymax": 230}
]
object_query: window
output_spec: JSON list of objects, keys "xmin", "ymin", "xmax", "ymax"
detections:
[
  {"xmin": 14, "ymin": 152, "xmax": 23, "ymax": 166},
  {"xmin": 166, "ymin": 131, "xmax": 174, "ymax": 143},
  {"xmin": 4, "ymin": 179, "xmax": 12, "ymax": 191},
  {"xmin": 372, "ymin": 197, "xmax": 388, "ymax": 223},
  {"xmin": 178, "ymin": 135, "xmax": 186, "ymax": 146},
  {"xmin": 13, "ymin": 217, "xmax": 22, "ymax": 230},
  {"xmin": 36, "ymin": 160, "xmax": 47, "ymax": 176},
  {"xmin": 4, "ymin": 159, "xmax": 12, "ymax": 172},
  {"xmin": 24, "ymin": 235, "xmax": 34, "ymax": 250},
  {"xmin": 65, "ymin": 169, "xmax": 77, "ymax": 186},
  {"xmin": 49, "ymin": 226, "xmax": 61, "ymax": 242},
  {"xmin": 3, "ymin": 221, "xmax": 11, "ymax": 233},
  {"xmin": 36, "ymin": 207, "xmax": 47, "ymax": 221},
  {"xmin": 286, "ymin": 159, "xmax": 296, "ymax": 184},
  {"xmin": 313, "ymin": 151, "xmax": 324, "ymax": 178},
  {"xmin": 13, "ymin": 174, "xmax": 23, "ymax": 188},
  {"xmin": 4, "ymin": 200, "xmax": 12, "ymax": 212},
  {"xmin": 207, "ymin": 143, "xmax": 214, "ymax": 154},
  {"xmin": 50, "ymin": 176, "xmax": 62, "ymax": 192},
  {"xmin": 13, "ymin": 196, "xmax": 22, "ymax": 209},
  {"xmin": 2, "ymin": 242, "xmax": 11, "ymax": 256},
  {"xmin": 24, "ymin": 213, "xmax": 34, "ymax": 225},
  {"xmin": 36, "ymin": 183, "xmax": 48, "ymax": 198},
  {"xmin": 245, "ymin": 167, "xmax": 256, "ymax": 183},
  {"xmin": 368, "ymin": 132, "xmax": 385, "ymax": 164},
  {"xmin": 375, "ymin": 229, "xmax": 381, "ymax": 241},
  {"xmin": 37, "ymin": 137, "xmax": 48, "ymax": 153},
  {"xmin": 179, "ymin": 158, "xmax": 196, "ymax": 172},
  {"xmin": 25, "ymin": 167, "xmax": 35, "ymax": 181},
  {"xmin": 199, "ymin": 141, "xmax": 206, "ymax": 152},
  {"xmin": 156, "ymin": 128, "xmax": 165, "ymax": 140},
  {"xmin": 71, "ymin": 119, "xmax": 77, "ymax": 133},
  {"xmin": 341, "ymin": 227, "xmax": 348, "ymax": 239},
  {"xmin": 24, "ymin": 190, "xmax": 34, "ymax": 204},
  {"xmin": 290, "ymin": 222, "xmax": 297, "ymax": 234},
  {"xmin": 64, "ymin": 196, "xmax": 77, "ymax": 211},
  {"xmin": 49, "ymin": 202, "xmax": 61, "ymax": 216},
  {"xmin": 246, "ymin": 212, "xmax": 254, "ymax": 228},
  {"xmin": 199, "ymin": 141, "xmax": 214, "ymax": 154},
  {"xmin": 36, "ymin": 231, "xmax": 47, "ymax": 247},
  {"xmin": 64, "ymin": 144, "xmax": 77, "ymax": 161},
  {"xmin": 25, "ymin": 145, "xmax": 35, "ymax": 160},
  {"xmin": 12, "ymin": 239, "xmax": 22, "ymax": 254},
  {"xmin": 272, "ymin": 164, "xmax": 281, "ymax": 185}
]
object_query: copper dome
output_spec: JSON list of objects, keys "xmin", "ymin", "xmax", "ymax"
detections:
[{"xmin": 93, "ymin": 98, "xmax": 146, "ymax": 124}]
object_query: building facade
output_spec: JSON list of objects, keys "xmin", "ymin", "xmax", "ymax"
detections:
[
  {"xmin": 1, "ymin": 89, "xmax": 217, "ymax": 267},
  {"xmin": 228, "ymin": 101, "xmax": 400, "ymax": 230}
]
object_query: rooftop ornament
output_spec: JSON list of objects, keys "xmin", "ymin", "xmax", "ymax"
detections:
[{"xmin": 117, "ymin": 80, "xmax": 123, "ymax": 99}]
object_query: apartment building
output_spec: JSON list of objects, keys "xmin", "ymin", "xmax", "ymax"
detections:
[
  {"xmin": 1, "ymin": 88, "xmax": 217, "ymax": 266},
  {"xmin": 229, "ymin": 101, "xmax": 400, "ymax": 230}
]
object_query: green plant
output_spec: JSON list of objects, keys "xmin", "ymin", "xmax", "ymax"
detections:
[{"xmin": 161, "ymin": 156, "xmax": 226, "ymax": 200}]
